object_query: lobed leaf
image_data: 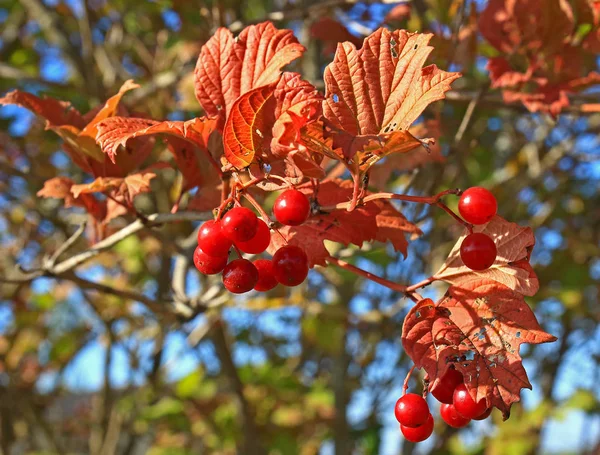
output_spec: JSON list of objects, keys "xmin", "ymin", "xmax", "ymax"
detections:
[
  {"xmin": 401, "ymin": 280, "xmax": 556, "ymax": 419},
  {"xmin": 194, "ymin": 22, "xmax": 304, "ymax": 126}
]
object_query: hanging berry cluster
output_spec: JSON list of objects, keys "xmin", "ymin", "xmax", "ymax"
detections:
[{"xmin": 194, "ymin": 190, "xmax": 311, "ymax": 293}]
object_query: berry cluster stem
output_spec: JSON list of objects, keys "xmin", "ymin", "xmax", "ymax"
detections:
[{"xmin": 403, "ymin": 365, "xmax": 417, "ymax": 395}]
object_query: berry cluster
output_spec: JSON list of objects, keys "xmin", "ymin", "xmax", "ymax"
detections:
[
  {"xmin": 394, "ymin": 368, "xmax": 493, "ymax": 443},
  {"xmin": 458, "ymin": 187, "xmax": 498, "ymax": 271},
  {"xmin": 193, "ymin": 189, "xmax": 312, "ymax": 293}
]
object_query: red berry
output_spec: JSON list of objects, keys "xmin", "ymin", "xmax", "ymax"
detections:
[
  {"xmin": 458, "ymin": 187, "xmax": 497, "ymax": 225},
  {"xmin": 473, "ymin": 407, "xmax": 492, "ymax": 421},
  {"xmin": 221, "ymin": 207, "xmax": 258, "ymax": 242},
  {"xmin": 460, "ymin": 232, "xmax": 497, "ymax": 271},
  {"xmin": 272, "ymin": 245, "xmax": 309, "ymax": 286},
  {"xmin": 430, "ymin": 368, "xmax": 464, "ymax": 404},
  {"xmin": 394, "ymin": 393, "xmax": 430, "ymax": 428},
  {"xmin": 273, "ymin": 189, "xmax": 310, "ymax": 226},
  {"xmin": 253, "ymin": 259, "xmax": 278, "ymax": 292},
  {"xmin": 235, "ymin": 219, "xmax": 271, "ymax": 254},
  {"xmin": 440, "ymin": 403, "xmax": 470, "ymax": 428},
  {"xmin": 193, "ymin": 246, "xmax": 228, "ymax": 275},
  {"xmin": 400, "ymin": 413, "xmax": 434, "ymax": 443},
  {"xmin": 222, "ymin": 259, "xmax": 258, "ymax": 294},
  {"xmin": 197, "ymin": 220, "xmax": 232, "ymax": 257},
  {"xmin": 452, "ymin": 384, "xmax": 488, "ymax": 420}
]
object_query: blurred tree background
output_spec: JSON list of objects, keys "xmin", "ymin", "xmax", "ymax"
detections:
[{"xmin": 0, "ymin": 0, "xmax": 599, "ymax": 454}]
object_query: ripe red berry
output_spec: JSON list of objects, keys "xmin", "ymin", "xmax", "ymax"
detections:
[
  {"xmin": 253, "ymin": 259, "xmax": 278, "ymax": 292},
  {"xmin": 473, "ymin": 407, "xmax": 492, "ymax": 421},
  {"xmin": 272, "ymin": 245, "xmax": 309, "ymax": 286},
  {"xmin": 400, "ymin": 413, "xmax": 434, "ymax": 443},
  {"xmin": 273, "ymin": 189, "xmax": 310, "ymax": 226},
  {"xmin": 197, "ymin": 220, "xmax": 232, "ymax": 257},
  {"xmin": 430, "ymin": 368, "xmax": 464, "ymax": 404},
  {"xmin": 458, "ymin": 187, "xmax": 497, "ymax": 225},
  {"xmin": 235, "ymin": 219, "xmax": 271, "ymax": 254},
  {"xmin": 460, "ymin": 232, "xmax": 497, "ymax": 271},
  {"xmin": 193, "ymin": 246, "xmax": 228, "ymax": 275},
  {"xmin": 452, "ymin": 384, "xmax": 488, "ymax": 420},
  {"xmin": 221, "ymin": 207, "xmax": 258, "ymax": 242},
  {"xmin": 440, "ymin": 403, "xmax": 470, "ymax": 428},
  {"xmin": 222, "ymin": 259, "xmax": 258, "ymax": 294},
  {"xmin": 394, "ymin": 393, "xmax": 430, "ymax": 428}
]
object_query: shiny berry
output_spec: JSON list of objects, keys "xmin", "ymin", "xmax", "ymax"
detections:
[
  {"xmin": 460, "ymin": 232, "xmax": 497, "ymax": 270},
  {"xmin": 222, "ymin": 259, "xmax": 258, "ymax": 294},
  {"xmin": 458, "ymin": 187, "xmax": 497, "ymax": 225},
  {"xmin": 394, "ymin": 394, "xmax": 430, "ymax": 428},
  {"xmin": 452, "ymin": 384, "xmax": 488, "ymax": 419},
  {"xmin": 400, "ymin": 413, "xmax": 434, "ymax": 443},
  {"xmin": 197, "ymin": 220, "xmax": 232, "ymax": 257},
  {"xmin": 430, "ymin": 368, "xmax": 464, "ymax": 404},
  {"xmin": 473, "ymin": 407, "xmax": 492, "ymax": 421},
  {"xmin": 272, "ymin": 245, "xmax": 309, "ymax": 286},
  {"xmin": 193, "ymin": 246, "xmax": 228, "ymax": 275},
  {"xmin": 253, "ymin": 259, "xmax": 278, "ymax": 292},
  {"xmin": 235, "ymin": 219, "xmax": 271, "ymax": 254},
  {"xmin": 221, "ymin": 207, "xmax": 258, "ymax": 242},
  {"xmin": 273, "ymin": 189, "xmax": 310, "ymax": 226},
  {"xmin": 440, "ymin": 403, "xmax": 470, "ymax": 428}
]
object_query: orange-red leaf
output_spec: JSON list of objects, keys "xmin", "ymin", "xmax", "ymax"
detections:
[
  {"xmin": 194, "ymin": 22, "xmax": 304, "ymax": 126},
  {"xmin": 323, "ymin": 29, "xmax": 460, "ymax": 136},
  {"xmin": 222, "ymin": 85, "xmax": 277, "ymax": 169},
  {"xmin": 70, "ymin": 170, "xmax": 157, "ymax": 200},
  {"xmin": 0, "ymin": 90, "xmax": 85, "ymax": 129},
  {"xmin": 402, "ymin": 280, "xmax": 556, "ymax": 419},
  {"xmin": 96, "ymin": 117, "xmax": 217, "ymax": 188},
  {"xmin": 433, "ymin": 216, "xmax": 539, "ymax": 296}
]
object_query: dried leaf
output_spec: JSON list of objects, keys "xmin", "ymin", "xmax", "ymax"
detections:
[
  {"xmin": 96, "ymin": 117, "xmax": 217, "ymax": 188},
  {"xmin": 194, "ymin": 22, "xmax": 305, "ymax": 126},
  {"xmin": 433, "ymin": 216, "xmax": 539, "ymax": 296},
  {"xmin": 402, "ymin": 280, "xmax": 556, "ymax": 419}
]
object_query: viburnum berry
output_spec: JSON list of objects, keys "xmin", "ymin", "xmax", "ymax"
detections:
[
  {"xmin": 400, "ymin": 413, "xmax": 434, "ymax": 443},
  {"xmin": 273, "ymin": 189, "xmax": 310, "ymax": 226},
  {"xmin": 394, "ymin": 393, "xmax": 430, "ymax": 428},
  {"xmin": 460, "ymin": 232, "xmax": 497, "ymax": 271},
  {"xmin": 193, "ymin": 246, "xmax": 228, "ymax": 275},
  {"xmin": 221, "ymin": 207, "xmax": 258, "ymax": 243},
  {"xmin": 430, "ymin": 368, "xmax": 464, "ymax": 404},
  {"xmin": 458, "ymin": 187, "xmax": 497, "ymax": 225},
  {"xmin": 253, "ymin": 259, "xmax": 278, "ymax": 292},
  {"xmin": 452, "ymin": 384, "xmax": 488, "ymax": 420},
  {"xmin": 440, "ymin": 403, "xmax": 470, "ymax": 428},
  {"xmin": 222, "ymin": 259, "xmax": 258, "ymax": 294},
  {"xmin": 272, "ymin": 245, "xmax": 309, "ymax": 286},
  {"xmin": 473, "ymin": 407, "xmax": 492, "ymax": 421},
  {"xmin": 197, "ymin": 220, "xmax": 232, "ymax": 257},
  {"xmin": 235, "ymin": 219, "xmax": 271, "ymax": 254}
]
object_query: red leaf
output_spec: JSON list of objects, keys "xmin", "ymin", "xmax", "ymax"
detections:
[
  {"xmin": 70, "ymin": 169, "xmax": 158, "ymax": 200},
  {"xmin": 0, "ymin": 90, "xmax": 85, "ymax": 129},
  {"xmin": 223, "ymin": 84, "xmax": 277, "ymax": 169},
  {"xmin": 433, "ymin": 216, "xmax": 539, "ymax": 296},
  {"xmin": 223, "ymin": 73, "xmax": 323, "ymax": 170},
  {"xmin": 401, "ymin": 280, "xmax": 556, "ymax": 419},
  {"xmin": 310, "ymin": 17, "xmax": 363, "ymax": 49},
  {"xmin": 194, "ymin": 22, "xmax": 305, "ymax": 126},
  {"xmin": 96, "ymin": 117, "xmax": 217, "ymax": 189},
  {"xmin": 267, "ymin": 180, "xmax": 420, "ymax": 266},
  {"xmin": 37, "ymin": 177, "xmax": 106, "ymax": 220},
  {"xmin": 323, "ymin": 29, "xmax": 460, "ymax": 135}
]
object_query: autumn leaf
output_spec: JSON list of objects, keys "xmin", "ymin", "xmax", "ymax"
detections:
[
  {"xmin": 96, "ymin": 117, "xmax": 218, "ymax": 189},
  {"xmin": 319, "ymin": 28, "xmax": 459, "ymax": 173},
  {"xmin": 433, "ymin": 216, "xmax": 539, "ymax": 296},
  {"xmin": 70, "ymin": 169, "xmax": 158, "ymax": 200},
  {"xmin": 223, "ymin": 73, "xmax": 322, "ymax": 169},
  {"xmin": 223, "ymin": 84, "xmax": 277, "ymax": 169},
  {"xmin": 267, "ymin": 180, "xmax": 420, "ymax": 266},
  {"xmin": 194, "ymin": 22, "xmax": 305, "ymax": 126},
  {"xmin": 0, "ymin": 90, "xmax": 85, "ymax": 129},
  {"xmin": 37, "ymin": 177, "xmax": 106, "ymax": 221},
  {"xmin": 401, "ymin": 280, "xmax": 556, "ymax": 419}
]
